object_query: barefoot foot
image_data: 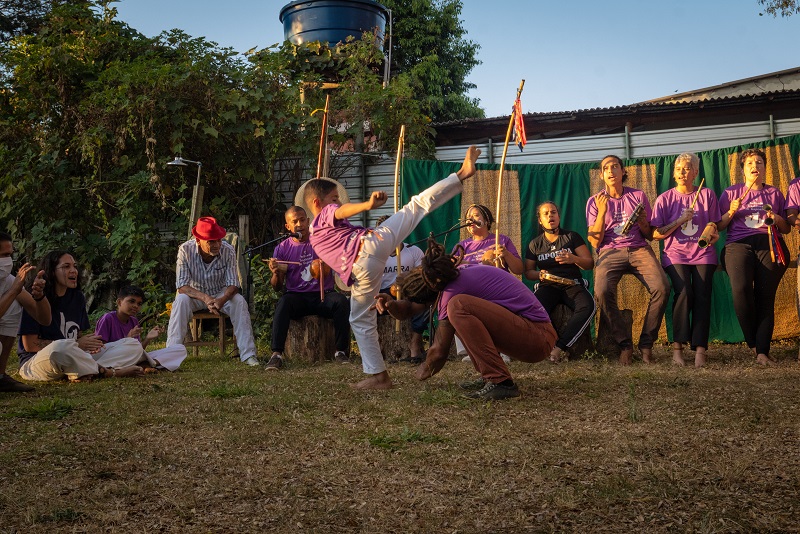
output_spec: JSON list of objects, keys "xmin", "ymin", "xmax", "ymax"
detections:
[
  {"xmin": 641, "ymin": 348, "xmax": 653, "ymax": 364},
  {"xmin": 549, "ymin": 347, "xmax": 563, "ymax": 364},
  {"xmin": 456, "ymin": 145, "xmax": 481, "ymax": 181},
  {"xmin": 756, "ymin": 353, "xmax": 776, "ymax": 367},
  {"xmin": 113, "ymin": 366, "xmax": 145, "ymax": 378},
  {"xmin": 672, "ymin": 343, "xmax": 685, "ymax": 367},
  {"xmin": 351, "ymin": 370, "xmax": 393, "ymax": 390},
  {"xmin": 619, "ymin": 348, "xmax": 633, "ymax": 366},
  {"xmin": 694, "ymin": 348, "xmax": 706, "ymax": 368}
]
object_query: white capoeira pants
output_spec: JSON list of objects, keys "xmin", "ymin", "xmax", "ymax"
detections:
[
  {"xmin": 166, "ymin": 292, "xmax": 256, "ymax": 361},
  {"xmin": 19, "ymin": 338, "xmax": 150, "ymax": 381},
  {"xmin": 349, "ymin": 173, "xmax": 463, "ymax": 375}
]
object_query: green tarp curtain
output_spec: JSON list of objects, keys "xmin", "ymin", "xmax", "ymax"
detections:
[{"xmin": 401, "ymin": 134, "xmax": 800, "ymax": 344}]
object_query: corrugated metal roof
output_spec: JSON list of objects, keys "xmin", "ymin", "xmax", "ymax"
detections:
[{"xmin": 434, "ymin": 87, "xmax": 800, "ymax": 128}]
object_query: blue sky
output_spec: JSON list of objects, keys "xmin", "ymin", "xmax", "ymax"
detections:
[{"xmin": 113, "ymin": 0, "xmax": 799, "ymax": 117}]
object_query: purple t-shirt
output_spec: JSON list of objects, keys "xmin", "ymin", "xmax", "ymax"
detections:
[
  {"xmin": 273, "ymin": 237, "xmax": 334, "ymax": 293},
  {"xmin": 719, "ymin": 184, "xmax": 785, "ymax": 243},
  {"xmin": 438, "ymin": 265, "xmax": 550, "ymax": 323},
  {"xmin": 95, "ymin": 311, "xmax": 139, "ymax": 343},
  {"xmin": 785, "ymin": 177, "xmax": 800, "ymax": 212},
  {"xmin": 651, "ymin": 188, "xmax": 721, "ymax": 266},
  {"xmin": 453, "ymin": 234, "xmax": 519, "ymax": 272},
  {"xmin": 586, "ymin": 187, "xmax": 652, "ymax": 251},
  {"xmin": 309, "ymin": 203, "xmax": 369, "ymax": 286}
]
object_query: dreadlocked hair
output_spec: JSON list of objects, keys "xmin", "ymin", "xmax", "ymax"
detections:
[{"xmin": 398, "ymin": 238, "xmax": 463, "ymax": 303}]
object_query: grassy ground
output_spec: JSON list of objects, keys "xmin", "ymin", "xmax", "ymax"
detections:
[{"xmin": 2, "ymin": 342, "xmax": 800, "ymax": 533}]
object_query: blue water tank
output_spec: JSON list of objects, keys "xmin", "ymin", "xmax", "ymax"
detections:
[{"xmin": 279, "ymin": 0, "xmax": 389, "ymax": 50}]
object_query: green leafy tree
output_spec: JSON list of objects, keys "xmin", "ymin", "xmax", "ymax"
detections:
[
  {"xmin": 0, "ymin": 0, "xmax": 436, "ymax": 328},
  {"xmin": 382, "ymin": 0, "xmax": 483, "ymax": 123},
  {"xmin": 758, "ymin": 0, "xmax": 800, "ymax": 16},
  {"xmin": 0, "ymin": 0, "xmax": 50, "ymax": 43},
  {"xmin": 0, "ymin": 1, "xmax": 313, "ymax": 306}
]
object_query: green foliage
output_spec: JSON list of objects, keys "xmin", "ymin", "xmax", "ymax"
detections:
[
  {"xmin": 382, "ymin": 0, "xmax": 484, "ymax": 122},
  {"xmin": 0, "ymin": 0, "xmax": 448, "ymax": 309},
  {"xmin": 0, "ymin": 0, "xmax": 49, "ymax": 43},
  {"xmin": 758, "ymin": 0, "xmax": 800, "ymax": 16},
  {"xmin": 247, "ymin": 253, "xmax": 281, "ymax": 342}
]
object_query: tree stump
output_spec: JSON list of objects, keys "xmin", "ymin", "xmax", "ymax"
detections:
[
  {"xmin": 595, "ymin": 308, "xmax": 633, "ymax": 359},
  {"xmin": 377, "ymin": 313, "xmax": 414, "ymax": 362},
  {"xmin": 447, "ymin": 337, "xmax": 458, "ymax": 361},
  {"xmin": 550, "ymin": 304, "xmax": 594, "ymax": 360},
  {"xmin": 285, "ymin": 316, "xmax": 336, "ymax": 364}
]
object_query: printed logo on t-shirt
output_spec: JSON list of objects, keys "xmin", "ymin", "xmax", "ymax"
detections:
[
  {"xmin": 298, "ymin": 247, "xmax": 318, "ymax": 285},
  {"xmin": 611, "ymin": 207, "xmax": 627, "ymax": 236},
  {"xmin": 743, "ymin": 200, "xmax": 766, "ymax": 229},
  {"xmin": 60, "ymin": 313, "xmax": 81, "ymax": 340},
  {"xmin": 681, "ymin": 218, "xmax": 699, "ymax": 236}
]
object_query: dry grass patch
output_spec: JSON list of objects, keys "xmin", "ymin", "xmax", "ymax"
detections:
[{"xmin": 2, "ymin": 342, "xmax": 800, "ymax": 532}]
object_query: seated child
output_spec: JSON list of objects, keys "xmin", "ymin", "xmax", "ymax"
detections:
[
  {"xmin": 95, "ymin": 285, "xmax": 187, "ymax": 371},
  {"xmin": 303, "ymin": 145, "xmax": 480, "ymax": 390}
]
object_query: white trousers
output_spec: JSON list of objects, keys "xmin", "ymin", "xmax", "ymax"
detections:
[
  {"xmin": 19, "ymin": 338, "xmax": 149, "ymax": 381},
  {"xmin": 165, "ymin": 292, "xmax": 256, "ymax": 361},
  {"xmin": 350, "ymin": 174, "xmax": 462, "ymax": 375},
  {"xmin": 147, "ymin": 345, "xmax": 188, "ymax": 371}
]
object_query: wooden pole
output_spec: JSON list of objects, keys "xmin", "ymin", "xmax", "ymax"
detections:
[
  {"xmin": 494, "ymin": 80, "xmax": 525, "ymax": 267},
  {"xmin": 393, "ymin": 125, "xmax": 406, "ymax": 332},
  {"xmin": 316, "ymin": 94, "xmax": 330, "ymax": 178}
]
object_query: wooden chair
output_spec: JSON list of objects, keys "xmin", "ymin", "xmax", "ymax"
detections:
[{"xmin": 184, "ymin": 311, "xmax": 236, "ymax": 358}]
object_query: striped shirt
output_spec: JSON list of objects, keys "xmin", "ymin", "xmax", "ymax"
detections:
[{"xmin": 175, "ymin": 239, "xmax": 240, "ymax": 295}]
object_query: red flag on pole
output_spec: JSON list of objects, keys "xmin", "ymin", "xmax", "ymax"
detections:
[{"xmin": 512, "ymin": 98, "xmax": 526, "ymax": 151}]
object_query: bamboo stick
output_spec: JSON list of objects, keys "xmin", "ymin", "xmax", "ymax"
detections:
[
  {"xmin": 316, "ymin": 94, "xmax": 330, "ymax": 179},
  {"xmin": 393, "ymin": 125, "xmax": 406, "ymax": 333},
  {"xmin": 494, "ymin": 80, "xmax": 525, "ymax": 268}
]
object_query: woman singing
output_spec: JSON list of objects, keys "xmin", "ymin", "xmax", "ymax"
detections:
[
  {"xmin": 524, "ymin": 201, "xmax": 595, "ymax": 363},
  {"xmin": 454, "ymin": 204, "xmax": 523, "ymax": 274},
  {"xmin": 453, "ymin": 204, "xmax": 522, "ymax": 363},
  {"xmin": 717, "ymin": 149, "xmax": 789, "ymax": 366},
  {"xmin": 651, "ymin": 153, "xmax": 720, "ymax": 367}
]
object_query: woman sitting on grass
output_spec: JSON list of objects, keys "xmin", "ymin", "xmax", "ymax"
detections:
[
  {"xmin": 17, "ymin": 250, "xmax": 148, "ymax": 382},
  {"xmin": 372, "ymin": 240, "xmax": 556, "ymax": 401}
]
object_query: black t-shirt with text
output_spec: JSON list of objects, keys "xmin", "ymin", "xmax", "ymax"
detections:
[
  {"xmin": 525, "ymin": 230, "xmax": 586, "ymax": 281},
  {"xmin": 17, "ymin": 288, "xmax": 89, "ymax": 366}
]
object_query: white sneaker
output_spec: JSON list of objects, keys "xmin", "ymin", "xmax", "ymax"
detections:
[
  {"xmin": 461, "ymin": 355, "xmax": 471, "ymax": 362},
  {"xmin": 243, "ymin": 356, "xmax": 260, "ymax": 367},
  {"xmin": 502, "ymin": 354, "xmax": 512, "ymax": 363}
]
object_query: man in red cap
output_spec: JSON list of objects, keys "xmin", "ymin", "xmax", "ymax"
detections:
[{"xmin": 166, "ymin": 217, "xmax": 260, "ymax": 365}]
